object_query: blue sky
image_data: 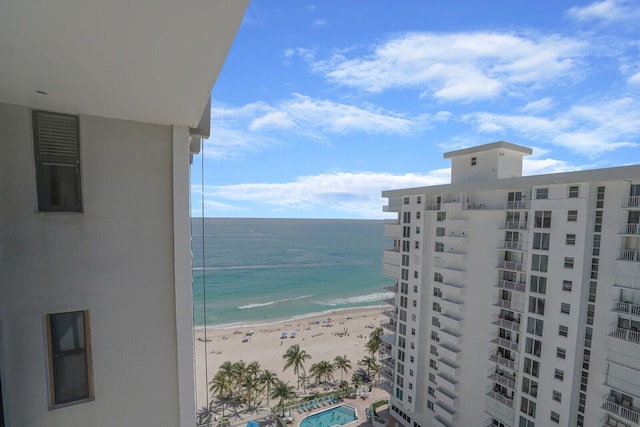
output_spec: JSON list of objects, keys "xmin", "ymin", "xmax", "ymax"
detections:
[{"xmin": 191, "ymin": 0, "xmax": 640, "ymax": 219}]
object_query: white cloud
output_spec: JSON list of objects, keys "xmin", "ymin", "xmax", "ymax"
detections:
[
  {"xmin": 312, "ymin": 19, "xmax": 326, "ymax": 28},
  {"xmin": 306, "ymin": 32, "xmax": 585, "ymax": 101},
  {"xmin": 464, "ymin": 96, "xmax": 640, "ymax": 157},
  {"xmin": 521, "ymin": 97, "xmax": 554, "ymax": 113},
  {"xmin": 567, "ymin": 0, "xmax": 637, "ymax": 22},
  {"xmin": 434, "ymin": 111, "xmax": 452, "ymax": 121},
  {"xmin": 629, "ymin": 71, "xmax": 640, "ymax": 84},
  {"xmin": 523, "ymin": 158, "xmax": 578, "ymax": 175},
  {"xmin": 207, "ymin": 95, "xmax": 430, "ymax": 158},
  {"xmin": 200, "ymin": 170, "xmax": 450, "ymax": 218}
]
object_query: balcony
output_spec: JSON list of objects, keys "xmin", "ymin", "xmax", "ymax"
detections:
[
  {"xmin": 379, "ymin": 343, "xmax": 393, "ymax": 357},
  {"xmin": 612, "ymin": 300, "xmax": 640, "ymax": 318},
  {"xmin": 498, "ymin": 221, "xmax": 528, "ymax": 230},
  {"xmin": 382, "ymin": 263, "xmax": 400, "ymax": 279},
  {"xmin": 383, "ymin": 283, "xmax": 398, "ymax": 293},
  {"xmin": 604, "ymin": 374, "xmax": 640, "ymax": 400},
  {"xmin": 380, "ymin": 320, "xmax": 396, "ymax": 333},
  {"xmin": 607, "ymin": 349, "xmax": 640, "ymax": 371},
  {"xmin": 439, "ymin": 327, "xmax": 462, "ymax": 346},
  {"xmin": 486, "ymin": 389, "xmax": 514, "ymax": 409},
  {"xmin": 381, "ymin": 333, "xmax": 396, "ymax": 346},
  {"xmin": 497, "ymin": 240, "xmax": 526, "ymax": 251},
  {"xmin": 440, "ymin": 312, "xmax": 463, "ymax": 330},
  {"xmin": 602, "ymin": 395, "xmax": 640, "ymax": 424},
  {"xmin": 495, "ymin": 279, "xmax": 526, "ymax": 293},
  {"xmin": 496, "ymin": 260, "xmax": 526, "ymax": 272},
  {"xmin": 488, "ymin": 367, "xmax": 517, "ymax": 390},
  {"xmin": 438, "ymin": 357, "xmax": 460, "ymax": 378},
  {"xmin": 621, "ymin": 196, "xmax": 640, "ymax": 209},
  {"xmin": 439, "ymin": 341, "xmax": 461, "ymax": 362},
  {"xmin": 492, "ymin": 297, "xmax": 524, "ymax": 313},
  {"xmin": 425, "ymin": 203, "xmax": 441, "ymax": 211},
  {"xmin": 382, "ymin": 309, "xmax": 398, "ymax": 320},
  {"xmin": 616, "ymin": 249, "xmax": 640, "ymax": 263},
  {"xmin": 620, "ymin": 223, "xmax": 640, "ymax": 236},
  {"xmin": 614, "ymin": 275, "xmax": 640, "ymax": 291},
  {"xmin": 378, "ymin": 379, "xmax": 393, "ymax": 394},
  {"xmin": 490, "ymin": 333, "xmax": 520, "ymax": 353},
  {"xmin": 440, "ymin": 280, "xmax": 465, "ymax": 298},
  {"xmin": 489, "ymin": 351, "xmax": 518, "ymax": 371},
  {"xmin": 465, "ymin": 200, "xmax": 529, "ymax": 210},
  {"xmin": 379, "ymin": 369, "xmax": 393, "ymax": 382},
  {"xmin": 601, "ymin": 415, "xmax": 631, "ymax": 427},
  {"xmin": 381, "ymin": 296, "xmax": 396, "ymax": 306},
  {"xmin": 436, "ymin": 385, "xmax": 458, "ymax": 408},
  {"xmin": 380, "ymin": 357, "xmax": 395, "ymax": 371},
  {"xmin": 609, "ymin": 325, "xmax": 640, "ymax": 345},
  {"xmin": 492, "ymin": 314, "xmax": 521, "ymax": 332},
  {"xmin": 434, "ymin": 401, "xmax": 457, "ymax": 425}
]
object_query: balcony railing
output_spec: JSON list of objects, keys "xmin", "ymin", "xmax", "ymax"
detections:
[
  {"xmin": 495, "ymin": 279, "xmax": 526, "ymax": 293},
  {"xmin": 492, "ymin": 297, "xmax": 524, "ymax": 313},
  {"xmin": 380, "ymin": 321, "xmax": 396, "ymax": 332},
  {"xmin": 492, "ymin": 315, "xmax": 521, "ymax": 332},
  {"xmin": 381, "ymin": 297, "xmax": 396, "ymax": 306},
  {"xmin": 382, "ymin": 310, "xmax": 398, "ymax": 320},
  {"xmin": 490, "ymin": 334, "xmax": 520, "ymax": 353},
  {"xmin": 600, "ymin": 415, "xmax": 631, "ymax": 427},
  {"xmin": 498, "ymin": 221, "xmax": 528, "ymax": 230},
  {"xmin": 611, "ymin": 300, "xmax": 640, "ymax": 317},
  {"xmin": 620, "ymin": 223, "xmax": 640, "ymax": 235},
  {"xmin": 486, "ymin": 389, "xmax": 514, "ymax": 409},
  {"xmin": 622, "ymin": 196, "xmax": 640, "ymax": 209},
  {"xmin": 496, "ymin": 260, "xmax": 526, "ymax": 271},
  {"xmin": 425, "ymin": 203, "xmax": 441, "ymax": 211},
  {"xmin": 378, "ymin": 379, "xmax": 393, "ymax": 394},
  {"xmin": 602, "ymin": 396, "xmax": 640, "ymax": 424},
  {"xmin": 607, "ymin": 349, "xmax": 640, "ymax": 372},
  {"xmin": 496, "ymin": 240, "xmax": 526, "ymax": 251},
  {"xmin": 383, "ymin": 283, "xmax": 398, "ymax": 293},
  {"xmin": 617, "ymin": 249, "xmax": 640, "ymax": 263},
  {"xmin": 609, "ymin": 325, "xmax": 640, "ymax": 345},
  {"xmin": 488, "ymin": 369, "xmax": 517, "ymax": 390},
  {"xmin": 465, "ymin": 200, "xmax": 530, "ymax": 210},
  {"xmin": 614, "ymin": 275, "xmax": 640, "ymax": 290},
  {"xmin": 489, "ymin": 352, "xmax": 518, "ymax": 370},
  {"xmin": 604, "ymin": 374, "xmax": 640, "ymax": 401}
]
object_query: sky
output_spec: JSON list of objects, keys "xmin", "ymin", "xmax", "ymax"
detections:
[{"xmin": 191, "ymin": 0, "xmax": 640, "ymax": 219}]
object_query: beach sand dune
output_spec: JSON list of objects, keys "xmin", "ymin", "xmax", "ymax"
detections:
[{"xmin": 193, "ymin": 307, "xmax": 388, "ymax": 426}]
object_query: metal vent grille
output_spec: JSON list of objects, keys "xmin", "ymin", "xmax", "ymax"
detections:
[{"xmin": 33, "ymin": 111, "xmax": 79, "ymax": 163}]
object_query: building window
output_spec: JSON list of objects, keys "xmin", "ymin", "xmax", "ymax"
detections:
[
  {"xmin": 46, "ymin": 310, "xmax": 94, "ymax": 407},
  {"xmin": 525, "ymin": 337, "xmax": 542, "ymax": 357},
  {"xmin": 427, "ymin": 400, "xmax": 434, "ymax": 410},
  {"xmin": 417, "ymin": 196, "xmax": 422, "ymax": 204},
  {"xmin": 558, "ymin": 325, "xmax": 568, "ymax": 337},
  {"xmin": 529, "ymin": 296, "xmax": 545, "ymax": 315},
  {"xmin": 535, "ymin": 188, "xmax": 549, "ymax": 199},
  {"xmin": 403, "ymin": 212, "xmax": 411, "ymax": 223},
  {"xmin": 564, "ymin": 257, "xmax": 574, "ymax": 269},
  {"xmin": 415, "ymin": 226, "xmax": 420, "ymax": 234},
  {"xmin": 429, "ymin": 359, "xmax": 436, "ymax": 369},
  {"xmin": 562, "ymin": 280, "xmax": 572, "ymax": 292},
  {"xmin": 413, "ymin": 271, "xmax": 418, "ymax": 279},
  {"xmin": 33, "ymin": 111, "xmax": 83, "ymax": 212},
  {"xmin": 412, "ymin": 299, "xmax": 417, "ymax": 308},
  {"xmin": 534, "ymin": 211, "xmax": 552, "ymax": 228},
  {"xmin": 560, "ymin": 303, "xmax": 570, "ymax": 314},
  {"xmin": 532, "ymin": 233, "xmax": 550, "ymax": 250},
  {"xmin": 529, "ymin": 275, "xmax": 546, "ymax": 294},
  {"xmin": 413, "ymin": 285, "xmax": 418, "ymax": 292},
  {"xmin": 554, "ymin": 369, "xmax": 564, "ymax": 381},
  {"xmin": 527, "ymin": 318, "xmax": 544, "ymax": 336},
  {"xmin": 524, "ymin": 357, "xmax": 540, "ymax": 378},
  {"xmin": 436, "ymin": 227, "xmax": 445, "ymax": 236},
  {"xmin": 519, "ymin": 416, "xmax": 535, "ymax": 427},
  {"xmin": 552, "ymin": 390, "xmax": 562, "ymax": 402},
  {"xmin": 531, "ymin": 254, "xmax": 548, "ymax": 272},
  {"xmin": 471, "ymin": 156, "xmax": 477, "ymax": 166},
  {"xmin": 521, "ymin": 377, "xmax": 538, "ymax": 398},
  {"xmin": 521, "ymin": 397, "xmax": 536, "ymax": 417},
  {"xmin": 437, "ymin": 212, "xmax": 446, "ymax": 221},
  {"xmin": 566, "ymin": 234, "xmax": 576, "ymax": 245},
  {"xmin": 435, "ymin": 242, "xmax": 444, "ymax": 252},
  {"xmin": 556, "ymin": 347, "xmax": 566, "ymax": 359},
  {"xmin": 403, "ymin": 197, "xmax": 410, "ymax": 205},
  {"xmin": 567, "ymin": 210, "xmax": 578, "ymax": 221},
  {"xmin": 568, "ymin": 186, "xmax": 579, "ymax": 198},
  {"xmin": 550, "ymin": 411, "xmax": 560, "ymax": 424},
  {"xmin": 415, "ymin": 241, "xmax": 419, "ymax": 249},
  {"xmin": 416, "ymin": 211, "xmax": 421, "ymax": 219}
]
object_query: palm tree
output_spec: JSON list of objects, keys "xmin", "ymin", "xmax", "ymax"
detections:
[
  {"xmin": 351, "ymin": 372, "xmax": 363, "ymax": 391},
  {"xmin": 359, "ymin": 356, "xmax": 378, "ymax": 378},
  {"xmin": 333, "ymin": 355, "xmax": 352, "ymax": 381},
  {"xmin": 209, "ymin": 371, "xmax": 233, "ymax": 417},
  {"xmin": 282, "ymin": 344, "xmax": 311, "ymax": 389},
  {"xmin": 365, "ymin": 327, "xmax": 384, "ymax": 355},
  {"xmin": 241, "ymin": 374, "xmax": 261, "ymax": 410},
  {"xmin": 271, "ymin": 380, "xmax": 295, "ymax": 417},
  {"xmin": 310, "ymin": 360, "xmax": 334, "ymax": 385},
  {"xmin": 232, "ymin": 360, "xmax": 247, "ymax": 398},
  {"xmin": 259, "ymin": 369, "xmax": 278, "ymax": 405},
  {"xmin": 298, "ymin": 372, "xmax": 310, "ymax": 394}
]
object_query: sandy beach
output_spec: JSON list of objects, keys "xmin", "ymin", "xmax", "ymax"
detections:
[{"xmin": 193, "ymin": 306, "xmax": 389, "ymax": 426}]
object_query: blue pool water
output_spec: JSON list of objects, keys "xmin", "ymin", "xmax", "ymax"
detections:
[{"xmin": 299, "ymin": 405, "xmax": 358, "ymax": 427}]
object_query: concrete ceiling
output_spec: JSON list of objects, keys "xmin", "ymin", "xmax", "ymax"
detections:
[{"xmin": 0, "ymin": 0, "xmax": 248, "ymax": 127}]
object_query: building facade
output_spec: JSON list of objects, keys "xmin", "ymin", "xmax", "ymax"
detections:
[
  {"xmin": 381, "ymin": 141, "xmax": 640, "ymax": 427},
  {"xmin": 0, "ymin": 1, "xmax": 248, "ymax": 426}
]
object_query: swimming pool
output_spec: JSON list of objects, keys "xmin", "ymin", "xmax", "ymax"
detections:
[{"xmin": 299, "ymin": 404, "xmax": 358, "ymax": 427}]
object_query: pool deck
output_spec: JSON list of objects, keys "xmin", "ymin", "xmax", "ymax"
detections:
[{"xmin": 288, "ymin": 387, "xmax": 389, "ymax": 427}]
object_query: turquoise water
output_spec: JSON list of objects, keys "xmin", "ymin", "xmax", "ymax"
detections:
[
  {"xmin": 299, "ymin": 404, "xmax": 357, "ymax": 427},
  {"xmin": 191, "ymin": 218, "xmax": 393, "ymax": 327}
]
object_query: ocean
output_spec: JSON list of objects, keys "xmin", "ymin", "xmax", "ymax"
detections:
[{"xmin": 191, "ymin": 218, "xmax": 394, "ymax": 328}]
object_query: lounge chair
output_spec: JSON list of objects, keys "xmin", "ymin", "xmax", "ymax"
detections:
[{"xmin": 297, "ymin": 404, "xmax": 303, "ymax": 414}]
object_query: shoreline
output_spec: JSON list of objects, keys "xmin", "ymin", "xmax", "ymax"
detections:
[{"xmin": 193, "ymin": 304, "xmax": 388, "ymax": 331}]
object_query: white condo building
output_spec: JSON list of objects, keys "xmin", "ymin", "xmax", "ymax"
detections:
[
  {"xmin": 380, "ymin": 141, "xmax": 640, "ymax": 427},
  {"xmin": 0, "ymin": 1, "xmax": 248, "ymax": 426}
]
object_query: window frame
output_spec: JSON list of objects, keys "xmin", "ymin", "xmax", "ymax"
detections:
[
  {"xmin": 567, "ymin": 210, "xmax": 578, "ymax": 222},
  {"xmin": 33, "ymin": 110, "xmax": 83, "ymax": 213},
  {"xmin": 535, "ymin": 188, "xmax": 549, "ymax": 200},
  {"xmin": 566, "ymin": 233, "xmax": 576, "ymax": 245},
  {"xmin": 45, "ymin": 310, "xmax": 94, "ymax": 408},
  {"xmin": 568, "ymin": 185, "xmax": 579, "ymax": 198}
]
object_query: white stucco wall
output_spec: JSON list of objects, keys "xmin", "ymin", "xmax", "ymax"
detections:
[{"xmin": 0, "ymin": 102, "xmax": 193, "ymax": 426}]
